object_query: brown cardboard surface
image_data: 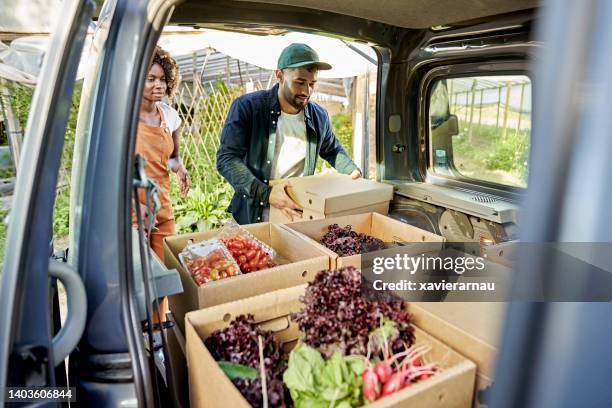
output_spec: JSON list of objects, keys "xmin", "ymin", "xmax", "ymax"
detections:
[
  {"xmin": 278, "ymin": 174, "xmax": 393, "ymax": 213},
  {"xmin": 164, "ymin": 223, "xmax": 331, "ymax": 333},
  {"xmin": 409, "ymin": 301, "xmax": 506, "ymax": 405},
  {"xmin": 186, "ymin": 285, "xmax": 476, "ymax": 408},
  {"xmin": 270, "ymin": 200, "xmax": 389, "ymax": 224},
  {"xmin": 284, "ymin": 212, "xmax": 445, "ymax": 269}
]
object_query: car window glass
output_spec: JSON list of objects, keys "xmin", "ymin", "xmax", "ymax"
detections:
[{"xmin": 429, "ymin": 75, "xmax": 531, "ymax": 188}]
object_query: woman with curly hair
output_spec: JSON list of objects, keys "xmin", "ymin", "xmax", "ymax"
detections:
[{"xmin": 135, "ymin": 46, "xmax": 190, "ymax": 260}]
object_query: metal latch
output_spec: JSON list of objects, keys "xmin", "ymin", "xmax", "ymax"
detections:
[{"xmin": 392, "ymin": 144, "xmax": 407, "ymax": 153}]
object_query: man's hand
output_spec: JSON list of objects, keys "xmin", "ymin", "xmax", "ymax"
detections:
[
  {"xmin": 269, "ymin": 181, "xmax": 302, "ymax": 221},
  {"xmin": 350, "ymin": 169, "xmax": 362, "ymax": 179}
]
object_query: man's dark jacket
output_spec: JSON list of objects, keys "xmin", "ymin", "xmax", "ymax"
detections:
[{"xmin": 216, "ymin": 84, "xmax": 359, "ymax": 224}]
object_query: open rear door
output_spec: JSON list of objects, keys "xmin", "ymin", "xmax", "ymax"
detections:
[{"xmin": 0, "ymin": 0, "xmax": 94, "ymax": 395}]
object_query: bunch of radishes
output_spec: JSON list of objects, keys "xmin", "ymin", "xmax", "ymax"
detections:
[{"xmin": 361, "ymin": 329, "xmax": 439, "ymax": 402}]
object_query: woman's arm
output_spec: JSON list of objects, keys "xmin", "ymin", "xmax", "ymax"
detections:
[
  {"xmin": 169, "ymin": 125, "xmax": 182, "ymax": 164},
  {"xmin": 169, "ymin": 125, "xmax": 191, "ymax": 198}
]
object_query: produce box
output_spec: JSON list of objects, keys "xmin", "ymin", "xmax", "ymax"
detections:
[
  {"xmin": 283, "ymin": 212, "xmax": 445, "ymax": 269},
  {"xmin": 186, "ymin": 285, "xmax": 477, "ymax": 408},
  {"xmin": 410, "ymin": 302, "xmax": 507, "ymax": 407},
  {"xmin": 269, "ymin": 174, "xmax": 393, "ymax": 224},
  {"xmin": 164, "ymin": 222, "xmax": 331, "ymax": 332}
]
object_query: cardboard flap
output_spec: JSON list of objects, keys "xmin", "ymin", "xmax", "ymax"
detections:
[
  {"xmin": 284, "ymin": 174, "xmax": 394, "ymax": 213},
  {"xmin": 186, "ymin": 285, "xmax": 306, "ymax": 339},
  {"xmin": 370, "ymin": 212, "xmax": 445, "ymax": 244},
  {"xmin": 286, "ymin": 186, "xmax": 327, "ymax": 213},
  {"xmin": 270, "ymin": 224, "xmax": 326, "ymax": 262},
  {"xmin": 164, "ymin": 222, "xmax": 272, "ymax": 254},
  {"xmin": 410, "ymin": 302, "xmax": 504, "ymax": 379},
  {"xmin": 288, "ymin": 212, "xmax": 373, "ymax": 240},
  {"xmin": 186, "ymin": 318, "xmax": 249, "ymax": 407},
  {"xmin": 241, "ymin": 222, "xmax": 273, "ymax": 245}
]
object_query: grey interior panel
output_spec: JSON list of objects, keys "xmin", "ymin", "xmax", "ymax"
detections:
[
  {"xmin": 236, "ymin": 0, "xmax": 538, "ymax": 28},
  {"xmin": 132, "ymin": 231, "xmax": 183, "ymax": 321},
  {"xmin": 392, "ymin": 181, "xmax": 519, "ymax": 224}
]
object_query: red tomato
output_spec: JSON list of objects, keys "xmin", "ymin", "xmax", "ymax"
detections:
[
  {"xmin": 249, "ymin": 253, "xmax": 260, "ymax": 269},
  {"xmin": 228, "ymin": 240, "xmax": 244, "ymax": 249}
]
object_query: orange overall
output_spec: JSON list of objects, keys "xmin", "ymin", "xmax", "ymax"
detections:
[{"xmin": 134, "ymin": 105, "xmax": 176, "ymax": 261}]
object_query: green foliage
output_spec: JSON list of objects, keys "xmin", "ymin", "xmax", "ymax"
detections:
[
  {"xmin": 9, "ymin": 85, "xmax": 34, "ymax": 130},
  {"xmin": 51, "ymin": 82, "xmax": 83, "ymax": 241},
  {"xmin": 168, "ymin": 81, "xmax": 240, "ymax": 232},
  {"xmin": 217, "ymin": 361, "xmax": 258, "ymax": 381},
  {"xmin": 484, "ymin": 130, "xmax": 529, "ymax": 181},
  {"xmin": 316, "ymin": 110, "xmax": 353, "ymax": 173},
  {"xmin": 0, "ymin": 85, "xmax": 34, "ymax": 180},
  {"xmin": 452, "ymin": 123, "xmax": 530, "ymax": 187},
  {"xmin": 171, "ymin": 181, "xmax": 232, "ymax": 233},
  {"xmin": 53, "ymin": 191, "xmax": 71, "ymax": 238},
  {"xmin": 283, "ymin": 344, "xmax": 365, "ymax": 408},
  {"xmin": 0, "ymin": 81, "xmax": 82, "ymax": 245},
  {"xmin": 332, "ymin": 111, "xmax": 353, "ymax": 158},
  {"xmin": 368, "ymin": 319, "xmax": 399, "ymax": 355}
]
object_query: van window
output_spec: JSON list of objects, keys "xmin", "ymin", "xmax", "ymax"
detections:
[{"xmin": 428, "ymin": 75, "xmax": 531, "ymax": 188}]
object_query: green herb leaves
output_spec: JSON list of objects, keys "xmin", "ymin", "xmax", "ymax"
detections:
[{"xmin": 284, "ymin": 344, "xmax": 365, "ymax": 408}]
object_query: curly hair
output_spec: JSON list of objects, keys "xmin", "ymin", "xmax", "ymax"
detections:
[{"xmin": 150, "ymin": 46, "xmax": 180, "ymax": 97}]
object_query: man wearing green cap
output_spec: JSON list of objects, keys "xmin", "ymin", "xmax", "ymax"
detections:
[{"xmin": 217, "ymin": 43, "xmax": 361, "ymax": 224}]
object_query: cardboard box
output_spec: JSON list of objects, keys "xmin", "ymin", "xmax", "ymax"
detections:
[
  {"xmin": 409, "ymin": 302, "xmax": 507, "ymax": 407},
  {"xmin": 186, "ymin": 285, "xmax": 477, "ymax": 408},
  {"xmin": 269, "ymin": 174, "xmax": 393, "ymax": 224},
  {"xmin": 271, "ymin": 200, "xmax": 390, "ymax": 224},
  {"xmin": 164, "ymin": 223, "xmax": 331, "ymax": 332},
  {"xmin": 283, "ymin": 212, "xmax": 445, "ymax": 269}
]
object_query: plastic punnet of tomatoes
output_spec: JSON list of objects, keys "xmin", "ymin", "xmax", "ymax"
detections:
[
  {"xmin": 178, "ymin": 238, "xmax": 241, "ymax": 285},
  {"xmin": 218, "ymin": 221, "xmax": 277, "ymax": 273}
]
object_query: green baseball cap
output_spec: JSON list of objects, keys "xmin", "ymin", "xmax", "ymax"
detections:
[{"xmin": 277, "ymin": 43, "xmax": 332, "ymax": 70}]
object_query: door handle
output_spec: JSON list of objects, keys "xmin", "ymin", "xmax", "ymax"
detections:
[{"xmin": 49, "ymin": 260, "xmax": 87, "ymax": 367}]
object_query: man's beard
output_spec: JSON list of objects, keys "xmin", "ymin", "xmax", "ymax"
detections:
[{"xmin": 283, "ymin": 84, "xmax": 308, "ymax": 110}]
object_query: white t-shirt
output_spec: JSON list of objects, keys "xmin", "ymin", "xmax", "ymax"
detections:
[
  {"xmin": 270, "ymin": 110, "xmax": 307, "ymax": 180},
  {"xmin": 157, "ymin": 101, "xmax": 182, "ymax": 132}
]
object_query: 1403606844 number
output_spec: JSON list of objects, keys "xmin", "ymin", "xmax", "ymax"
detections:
[{"xmin": 4, "ymin": 387, "xmax": 76, "ymax": 402}]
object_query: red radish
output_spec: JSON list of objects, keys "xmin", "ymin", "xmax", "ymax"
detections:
[
  {"xmin": 362, "ymin": 368, "xmax": 380, "ymax": 401},
  {"xmin": 374, "ymin": 362, "xmax": 392, "ymax": 384},
  {"xmin": 381, "ymin": 372, "xmax": 404, "ymax": 396},
  {"xmin": 404, "ymin": 363, "xmax": 438, "ymax": 383}
]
